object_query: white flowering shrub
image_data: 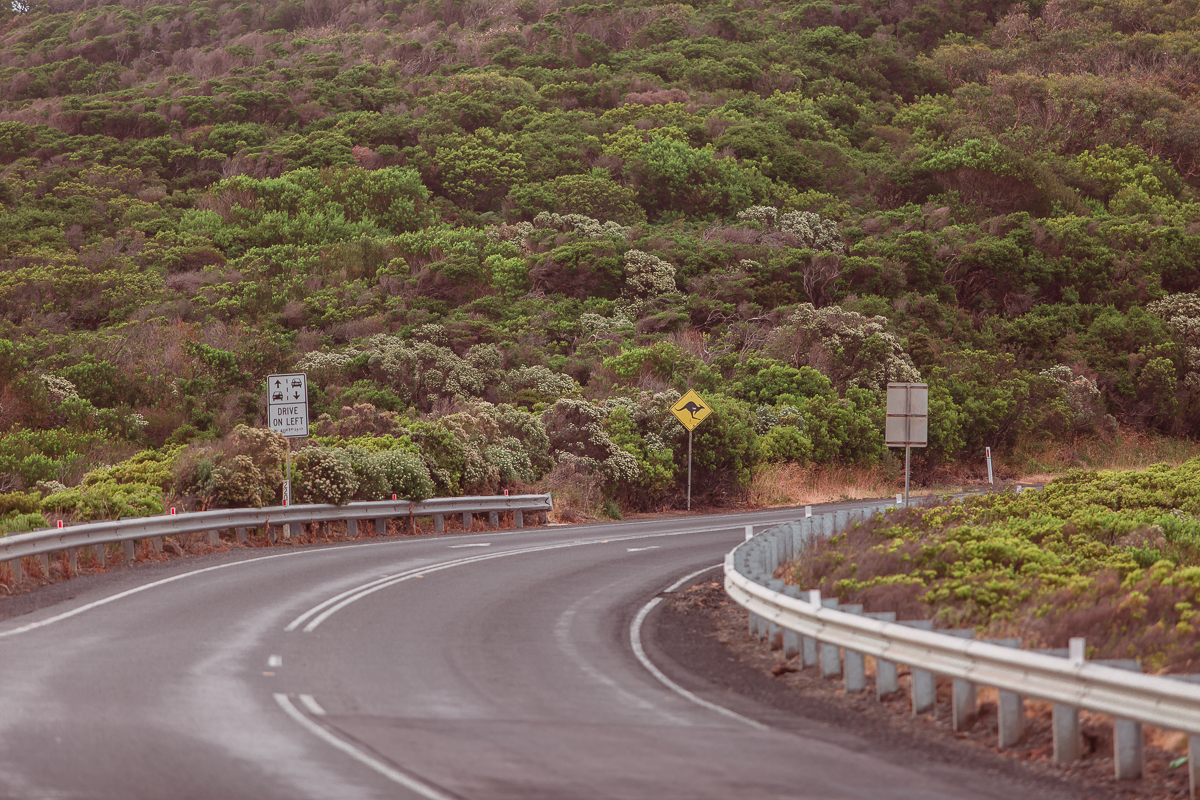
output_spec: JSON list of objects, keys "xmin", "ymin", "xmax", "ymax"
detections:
[
  {"xmin": 1039, "ymin": 365, "xmax": 1111, "ymax": 432},
  {"xmin": 40, "ymin": 374, "xmax": 81, "ymax": 402},
  {"xmin": 533, "ymin": 211, "xmax": 631, "ymax": 239},
  {"xmin": 293, "ymin": 447, "xmax": 358, "ymax": 505},
  {"xmin": 501, "ymin": 366, "xmax": 580, "ymax": 403},
  {"xmin": 623, "ymin": 249, "xmax": 677, "ymax": 297},
  {"xmin": 779, "ymin": 211, "xmax": 844, "ymax": 254},
  {"xmin": 372, "ymin": 448, "xmax": 434, "ymax": 501},
  {"xmin": 541, "ymin": 398, "xmax": 640, "ymax": 485},
  {"xmin": 772, "ymin": 303, "xmax": 921, "ymax": 391},
  {"xmin": 1148, "ymin": 292, "xmax": 1200, "ymax": 391},
  {"xmin": 735, "ymin": 206, "xmax": 843, "ymax": 254},
  {"xmin": 578, "ymin": 313, "xmax": 635, "ymax": 341}
]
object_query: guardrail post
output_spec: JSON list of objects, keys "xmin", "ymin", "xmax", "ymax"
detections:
[
  {"xmin": 68, "ymin": 548, "xmax": 77, "ymax": 575},
  {"xmin": 1190, "ymin": 735, "xmax": 1199, "ymax": 799},
  {"xmin": 1102, "ymin": 659, "xmax": 1144, "ymax": 780},
  {"xmin": 802, "ymin": 590, "xmax": 820, "ymax": 667},
  {"xmin": 997, "ymin": 691, "xmax": 1024, "ymax": 748},
  {"xmin": 434, "ymin": 514, "xmax": 444, "ymax": 533},
  {"xmin": 944, "ymin": 630, "xmax": 977, "ymax": 731},
  {"xmin": 978, "ymin": 638, "xmax": 1024, "ymax": 748},
  {"xmin": 781, "ymin": 586, "xmax": 801, "ymax": 658},
  {"xmin": 840, "ymin": 604, "xmax": 866, "ymax": 692},
  {"xmin": 287, "ymin": 522, "xmax": 300, "ymax": 539},
  {"xmin": 514, "ymin": 510, "xmax": 523, "ymax": 528},
  {"xmin": 1053, "ymin": 638, "xmax": 1087, "ymax": 764},
  {"xmin": 39, "ymin": 552, "xmax": 50, "ymax": 576},
  {"xmin": 864, "ymin": 612, "xmax": 898, "ymax": 698},
  {"xmin": 347, "ymin": 519, "xmax": 358, "ymax": 538},
  {"xmin": 462, "ymin": 512, "xmax": 472, "ymax": 530},
  {"xmin": 208, "ymin": 530, "xmax": 219, "ymax": 546},
  {"xmin": 767, "ymin": 579, "xmax": 784, "ymax": 649},
  {"xmin": 489, "ymin": 511, "xmax": 499, "ymax": 530},
  {"xmin": 92, "ymin": 544, "xmax": 104, "ymax": 566},
  {"xmin": 899, "ymin": 620, "xmax": 935, "ymax": 714},
  {"xmin": 124, "ymin": 540, "xmax": 135, "ymax": 562},
  {"xmin": 151, "ymin": 537, "xmax": 163, "ymax": 553},
  {"xmin": 375, "ymin": 518, "xmax": 386, "ymax": 536},
  {"xmin": 236, "ymin": 527, "xmax": 247, "ymax": 543},
  {"xmin": 819, "ymin": 598, "xmax": 840, "ymax": 678},
  {"xmin": 10, "ymin": 557, "xmax": 23, "ymax": 582}
]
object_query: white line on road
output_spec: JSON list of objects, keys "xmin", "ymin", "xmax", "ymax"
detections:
[
  {"xmin": 268, "ymin": 655, "xmax": 283, "ymax": 668},
  {"xmin": 298, "ymin": 693, "xmax": 326, "ymax": 716},
  {"xmin": 630, "ymin": 565, "xmax": 770, "ymax": 731},
  {"xmin": 274, "ymin": 694, "xmax": 455, "ymax": 800},
  {"xmin": 292, "ymin": 527, "xmax": 747, "ymax": 633},
  {"xmin": 626, "ymin": 546, "xmax": 660, "ymax": 552},
  {"xmin": 448, "ymin": 543, "xmax": 491, "ymax": 548}
]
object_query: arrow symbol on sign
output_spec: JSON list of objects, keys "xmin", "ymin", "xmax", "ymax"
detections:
[
  {"xmin": 293, "ymin": 392, "xmax": 300, "ymax": 400},
  {"xmin": 274, "ymin": 380, "xmax": 282, "ymax": 387}
]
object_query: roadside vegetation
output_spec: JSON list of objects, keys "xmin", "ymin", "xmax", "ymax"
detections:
[
  {"xmin": 793, "ymin": 460, "xmax": 1200, "ymax": 672},
  {"xmin": 1, "ymin": 0, "xmax": 1200, "ymax": 532}
]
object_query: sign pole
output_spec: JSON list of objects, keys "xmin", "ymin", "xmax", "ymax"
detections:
[
  {"xmin": 687, "ymin": 429, "xmax": 693, "ymax": 512},
  {"xmin": 285, "ymin": 438, "xmax": 292, "ymax": 506},
  {"xmin": 904, "ymin": 444, "xmax": 911, "ymax": 508}
]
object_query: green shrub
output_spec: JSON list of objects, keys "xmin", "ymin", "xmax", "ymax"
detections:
[{"xmin": 42, "ymin": 481, "xmax": 163, "ymax": 520}]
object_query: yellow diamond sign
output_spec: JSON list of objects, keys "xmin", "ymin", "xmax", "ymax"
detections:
[{"xmin": 670, "ymin": 389, "xmax": 712, "ymax": 431}]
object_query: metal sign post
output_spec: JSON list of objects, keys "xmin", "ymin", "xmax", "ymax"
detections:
[
  {"xmin": 669, "ymin": 389, "xmax": 713, "ymax": 512},
  {"xmin": 267, "ymin": 373, "xmax": 311, "ymax": 507},
  {"xmin": 885, "ymin": 383, "xmax": 929, "ymax": 507},
  {"xmin": 986, "ymin": 446, "xmax": 994, "ymax": 485}
]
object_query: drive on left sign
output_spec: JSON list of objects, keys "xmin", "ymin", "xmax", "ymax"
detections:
[{"xmin": 267, "ymin": 373, "xmax": 309, "ymax": 437}]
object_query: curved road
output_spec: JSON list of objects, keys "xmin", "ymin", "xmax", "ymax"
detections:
[{"xmin": 0, "ymin": 505, "xmax": 1057, "ymax": 799}]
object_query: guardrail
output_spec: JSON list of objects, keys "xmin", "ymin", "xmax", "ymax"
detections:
[
  {"xmin": 724, "ymin": 504, "xmax": 1200, "ymax": 797},
  {"xmin": 1, "ymin": 494, "xmax": 554, "ymax": 582}
]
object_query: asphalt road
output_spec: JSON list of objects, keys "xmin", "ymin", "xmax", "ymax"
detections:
[{"xmin": 0, "ymin": 502, "xmax": 1058, "ymax": 800}]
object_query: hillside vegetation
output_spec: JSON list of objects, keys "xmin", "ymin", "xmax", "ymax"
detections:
[{"xmin": 1, "ymin": 0, "xmax": 1200, "ymax": 530}]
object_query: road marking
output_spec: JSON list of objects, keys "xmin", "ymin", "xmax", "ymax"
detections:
[
  {"xmin": 448, "ymin": 543, "xmax": 491, "ymax": 548},
  {"xmin": 274, "ymin": 694, "xmax": 456, "ymax": 800},
  {"xmin": 298, "ymin": 694, "xmax": 326, "ymax": 716},
  {"xmin": 268, "ymin": 655, "xmax": 283, "ymax": 668},
  {"xmin": 289, "ymin": 528, "xmax": 745, "ymax": 633},
  {"xmin": 627, "ymin": 546, "xmax": 660, "ymax": 552},
  {"xmin": 0, "ymin": 506, "xmax": 882, "ymax": 640},
  {"xmin": 630, "ymin": 564, "xmax": 770, "ymax": 732}
]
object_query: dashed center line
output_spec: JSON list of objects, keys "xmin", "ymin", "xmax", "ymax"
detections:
[
  {"xmin": 268, "ymin": 655, "xmax": 283, "ymax": 668},
  {"xmin": 449, "ymin": 543, "xmax": 492, "ymax": 548},
  {"xmin": 627, "ymin": 546, "xmax": 661, "ymax": 552}
]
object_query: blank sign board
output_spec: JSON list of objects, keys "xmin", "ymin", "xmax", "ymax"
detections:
[{"xmin": 885, "ymin": 382, "xmax": 928, "ymax": 447}]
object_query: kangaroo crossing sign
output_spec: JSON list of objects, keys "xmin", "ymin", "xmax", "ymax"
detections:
[
  {"xmin": 670, "ymin": 389, "xmax": 712, "ymax": 431},
  {"xmin": 267, "ymin": 373, "xmax": 309, "ymax": 438}
]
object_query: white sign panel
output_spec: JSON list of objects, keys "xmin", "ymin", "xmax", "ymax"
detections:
[
  {"xmin": 885, "ymin": 382, "xmax": 928, "ymax": 447},
  {"xmin": 267, "ymin": 373, "xmax": 309, "ymax": 438}
]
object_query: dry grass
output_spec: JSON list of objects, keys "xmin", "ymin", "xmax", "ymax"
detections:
[
  {"xmin": 1011, "ymin": 431, "xmax": 1200, "ymax": 482},
  {"xmin": 749, "ymin": 462, "xmax": 945, "ymax": 507}
]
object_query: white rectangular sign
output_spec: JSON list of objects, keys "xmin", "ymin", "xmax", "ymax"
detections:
[
  {"xmin": 885, "ymin": 382, "xmax": 928, "ymax": 447},
  {"xmin": 267, "ymin": 373, "xmax": 309, "ymax": 438}
]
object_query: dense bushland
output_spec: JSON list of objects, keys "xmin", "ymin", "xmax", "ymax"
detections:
[{"xmin": 1, "ymin": 0, "xmax": 1199, "ymax": 529}]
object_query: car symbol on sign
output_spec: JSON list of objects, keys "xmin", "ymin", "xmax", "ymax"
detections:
[
  {"xmin": 291, "ymin": 378, "xmax": 303, "ymax": 387},
  {"xmin": 272, "ymin": 391, "xmax": 284, "ymax": 401}
]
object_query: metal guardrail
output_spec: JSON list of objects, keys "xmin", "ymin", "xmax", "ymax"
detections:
[
  {"xmin": 725, "ymin": 504, "xmax": 1200, "ymax": 794},
  {"xmin": 0, "ymin": 494, "xmax": 554, "ymax": 578}
]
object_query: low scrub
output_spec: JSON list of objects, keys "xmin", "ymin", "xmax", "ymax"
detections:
[{"xmin": 793, "ymin": 458, "xmax": 1200, "ymax": 672}]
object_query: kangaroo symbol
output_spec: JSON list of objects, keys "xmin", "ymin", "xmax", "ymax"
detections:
[{"xmin": 679, "ymin": 400, "xmax": 705, "ymax": 419}]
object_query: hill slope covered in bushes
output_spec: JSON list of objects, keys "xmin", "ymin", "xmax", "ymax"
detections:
[{"xmin": 1, "ymin": 0, "xmax": 1199, "ymax": 528}]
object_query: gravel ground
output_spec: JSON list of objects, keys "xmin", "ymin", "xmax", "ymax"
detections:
[{"xmin": 653, "ymin": 571, "xmax": 1192, "ymax": 800}]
